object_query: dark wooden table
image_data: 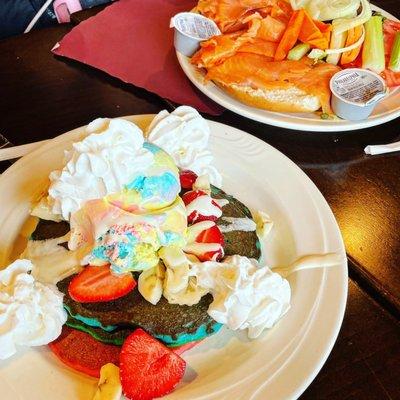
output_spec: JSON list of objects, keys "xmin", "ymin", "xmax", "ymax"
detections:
[{"xmin": 0, "ymin": 2, "xmax": 399, "ymax": 399}]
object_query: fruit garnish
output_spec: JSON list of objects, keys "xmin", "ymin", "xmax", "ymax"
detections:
[
  {"xmin": 195, "ymin": 224, "xmax": 224, "ymax": 261},
  {"xmin": 120, "ymin": 329, "xmax": 186, "ymax": 400},
  {"xmin": 179, "ymin": 169, "xmax": 198, "ymax": 190},
  {"xmin": 48, "ymin": 326, "xmax": 120, "ymax": 378},
  {"xmin": 182, "ymin": 189, "xmax": 222, "ymax": 224},
  {"xmin": 184, "ymin": 222, "xmax": 224, "ymax": 262},
  {"xmin": 68, "ymin": 265, "xmax": 136, "ymax": 303},
  {"xmin": 93, "ymin": 363, "xmax": 122, "ymax": 400}
]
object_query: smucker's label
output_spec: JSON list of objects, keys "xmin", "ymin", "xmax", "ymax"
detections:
[
  {"xmin": 331, "ymin": 70, "xmax": 385, "ymax": 104},
  {"xmin": 171, "ymin": 13, "xmax": 220, "ymax": 40}
]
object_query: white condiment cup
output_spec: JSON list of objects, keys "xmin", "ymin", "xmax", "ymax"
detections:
[
  {"xmin": 330, "ymin": 68, "xmax": 387, "ymax": 121},
  {"xmin": 170, "ymin": 12, "xmax": 221, "ymax": 57}
]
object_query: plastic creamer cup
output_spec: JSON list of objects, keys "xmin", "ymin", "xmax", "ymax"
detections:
[
  {"xmin": 330, "ymin": 68, "xmax": 387, "ymax": 121},
  {"xmin": 170, "ymin": 12, "xmax": 221, "ymax": 57}
]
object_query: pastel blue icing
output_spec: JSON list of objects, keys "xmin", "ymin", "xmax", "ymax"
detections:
[
  {"xmin": 154, "ymin": 322, "xmax": 223, "ymax": 346},
  {"xmin": 125, "ymin": 172, "xmax": 178, "ymax": 202},
  {"xmin": 143, "ymin": 141, "xmax": 164, "ymax": 155},
  {"xmin": 162, "ymin": 231, "xmax": 182, "ymax": 246}
]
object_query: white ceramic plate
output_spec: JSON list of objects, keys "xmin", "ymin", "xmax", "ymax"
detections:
[
  {"xmin": 177, "ymin": 5, "xmax": 400, "ymax": 132},
  {"xmin": 0, "ymin": 116, "xmax": 347, "ymax": 400}
]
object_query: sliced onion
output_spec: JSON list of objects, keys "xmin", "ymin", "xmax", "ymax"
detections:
[
  {"xmin": 291, "ymin": 0, "xmax": 360, "ymax": 21},
  {"xmin": 308, "ymin": 25, "xmax": 365, "ymax": 59},
  {"xmin": 332, "ymin": 0, "xmax": 372, "ymax": 34},
  {"xmin": 326, "ymin": 25, "xmax": 365, "ymax": 54}
]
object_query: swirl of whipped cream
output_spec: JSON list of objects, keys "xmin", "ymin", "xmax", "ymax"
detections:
[
  {"xmin": 190, "ymin": 255, "xmax": 291, "ymax": 339},
  {"xmin": 49, "ymin": 118, "xmax": 154, "ymax": 220},
  {"xmin": 0, "ymin": 259, "xmax": 67, "ymax": 360},
  {"xmin": 146, "ymin": 106, "xmax": 222, "ymax": 187}
]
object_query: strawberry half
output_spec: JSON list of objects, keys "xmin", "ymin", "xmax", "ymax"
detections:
[
  {"xmin": 120, "ymin": 329, "xmax": 186, "ymax": 400},
  {"xmin": 182, "ymin": 190, "xmax": 222, "ymax": 224},
  {"xmin": 196, "ymin": 224, "xmax": 224, "ymax": 262},
  {"xmin": 68, "ymin": 265, "xmax": 136, "ymax": 303},
  {"xmin": 179, "ymin": 169, "xmax": 198, "ymax": 190}
]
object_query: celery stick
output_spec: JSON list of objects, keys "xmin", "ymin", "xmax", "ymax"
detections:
[
  {"xmin": 389, "ymin": 32, "xmax": 400, "ymax": 72},
  {"xmin": 287, "ymin": 43, "xmax": 311, "ymax": 60},
  {"xmin": 362, "ymin": 16, "xmax": 385, "ymax": 73}
]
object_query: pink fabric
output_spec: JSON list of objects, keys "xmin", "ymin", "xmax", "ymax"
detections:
[{"xmin": 52, "ymin": 0, "xmax": 224, "ymax": 115}]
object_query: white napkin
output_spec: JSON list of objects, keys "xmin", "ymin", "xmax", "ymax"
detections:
[{"xmin": 364, "ymin": 141, "xmax": 400, "ymax": 155}]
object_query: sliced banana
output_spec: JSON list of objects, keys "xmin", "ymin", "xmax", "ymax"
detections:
[
  {"xmin": 193, "ymin": 174, "xmax": 211, "ymax": 194},
  {"xmin": 93, "ymin": 363, "xmax": 122, "ymax": 400},
  {"xmin": 253, "ymin": 210, "xmax": 273, "ymax": 239},
  {"xmin": 138, "ymin": 263, "xmax": 165, "ymax": 305},
  {"xmin": 164, "ymin": 276, "xmax": 208, "ymax": 306}
]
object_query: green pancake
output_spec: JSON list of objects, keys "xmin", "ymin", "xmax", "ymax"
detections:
[
  {"xmin": 211, "ymin": 185, "xmax": 261, "ymax": 260},
  {"xmin": 30, "ymin": 219, "xmax": 69, "ymax": 241},
  {"xmin": 58, "ymin": 276, "xmax": 222, "ymax": 346}
]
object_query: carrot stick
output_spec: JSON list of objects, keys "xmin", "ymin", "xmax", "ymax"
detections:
[
  {"xmin": 314, "ymin": 20, "xmax": 332, "ymax": 46},
  {"xmin": 274, "ymin": 10, "xmax": 305, "ymax": 61},
  {"xmin": 299, "ymin": 12, "xmax": 330, "ymax": 50},
  {"xmin": 341, "ymin": 25, "xmax": 363, "ymax": 65}
]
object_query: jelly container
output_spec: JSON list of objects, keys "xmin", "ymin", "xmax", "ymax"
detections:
[
  {"xmin": 170, "ymin": 12, "xmax": 221, "ymax": 57},
  {"xmin": 330, "ymin": 68, "xmax": 387, "ymax": 121}
]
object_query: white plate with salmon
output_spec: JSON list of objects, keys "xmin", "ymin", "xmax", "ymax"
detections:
[{"xmin": 177, "ymin": 0, "xmax": 400, "ymax": 131}]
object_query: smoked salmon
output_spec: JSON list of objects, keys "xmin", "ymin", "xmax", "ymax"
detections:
[
  {"xmin": 196, "ymin": 0, "xmax": 285, "ymax": 33},
  {"xmin": 204, "ymin": 53, "xmax": 340, "ymax": 113},
  {"xmin": 192, "ymin": 14, "xmax": 283, "ymax": 68}
]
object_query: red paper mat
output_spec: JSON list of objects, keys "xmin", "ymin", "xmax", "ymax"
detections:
[{"xmin": 52, "ymin": 0, "xmax": 223, "ymax": 115}]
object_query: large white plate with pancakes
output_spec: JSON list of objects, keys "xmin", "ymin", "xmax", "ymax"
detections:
[
  {"xmin": 177, "ymin": 5, "xmax": 400, "ymax": 132},
  {"xmin": 0, "ymin": 115, "xmax": 347, "ymax": 399}
]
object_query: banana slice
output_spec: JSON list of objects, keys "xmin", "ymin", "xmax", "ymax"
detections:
[
  {"xmin": 253, "ymin": 210, "xmax": 273, "ymax": 239},
  {"xmin": 93, "ymin": 363, "xmax": 122, "ymax": 400},
  {"xmin": 164, "ymin": 276, "xmax": 208, "ymax": 306},
  {"xmin": 138, "ymin": 263, "xmax": 165, "ymax": 305}
]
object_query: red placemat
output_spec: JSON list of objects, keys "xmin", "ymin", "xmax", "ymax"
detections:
[{"xmin": 52, "ymin": 0, "xmax": 223, "ymax": 115}]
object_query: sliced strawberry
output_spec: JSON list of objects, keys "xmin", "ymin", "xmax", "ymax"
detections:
[
  {"xmin": 68, "ymin": 265, "xmax": 136, "ymax": 303},
  {"xmin": 120, "ymin": 329, "xmax": 186, "ymax": 400},
  {"xmin": 195, "ymin": 224, "xmax": 224, "ymax": 262},
  {"xmin": 48, "ymin": 326, "xmax": 120, "ymax": 378},
  {"xmin": 179, "ymin": 170, "xmax": 198, "ymax": 190},
  {"xmin": 182, "ymin": 190, "xmax": 222, "ymax": 224}
]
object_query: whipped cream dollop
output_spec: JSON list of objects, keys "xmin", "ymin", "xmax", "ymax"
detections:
[
  {"xmin": 49, "ymin": 118, "xmax": 154, "ymax": 220},
  {"xmin": 146, "ymin": 106, "xmax": 222, "ymax": 187},
  {"xmin": 0, "ymin": 259, "xmax": 67, "ymax": 360},
  {"xmin": 191, "ymin": 255, "xmax": 291, "ymax": 339}
]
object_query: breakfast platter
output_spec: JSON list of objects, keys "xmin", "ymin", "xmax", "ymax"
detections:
[
  {"xmin": 0, "ymin": 110, "xmax": 347, "ymax": 399},
  {"xmin": 173, "ymin": 1, "xmax": 400, "ymax": 131}
]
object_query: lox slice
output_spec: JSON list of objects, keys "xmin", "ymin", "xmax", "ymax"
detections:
[{"xmin": 205, "ymin": 53, "xmax": 340, "ymax": 113}]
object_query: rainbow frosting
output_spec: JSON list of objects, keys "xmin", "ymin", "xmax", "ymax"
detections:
[{"xmin": 69, "ymin": 142, "xmax": 187, "ymax": 273}]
